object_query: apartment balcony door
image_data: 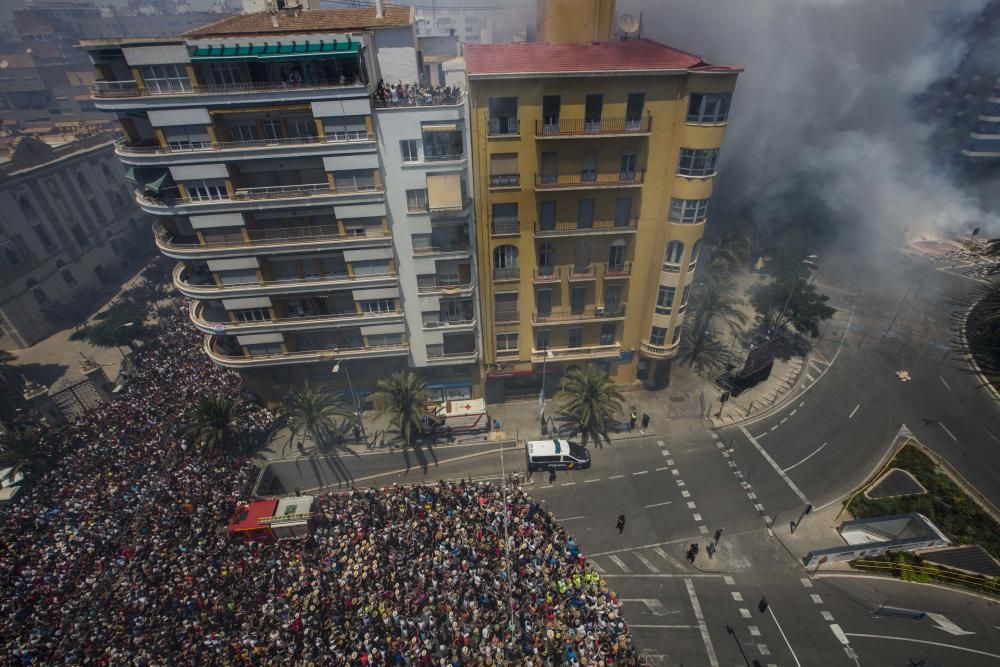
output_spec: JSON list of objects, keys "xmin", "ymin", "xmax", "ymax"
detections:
[
  {"xmin": 577, "ymin": 199, "xmax": 595, "ymax": 229},
  {"xmin": 581, "ymin": 151, "xmax": 597, "ymax": 182},
  {"xmin": 619, "ymin": 152, "xmax": 637, "ymax": 180},
  {"xmin": 540, "ymin": 152, "xmax": 558, "ymax": 184},
  {"xmin": 543, "ymin": 95, "xmax": 561, "ymax": 132},
  {"xmin": 625, "ymin": 93, "xmax": 645, "ymax": 130},
  {"xmin": 603, "ymin": 284, "xmax": 621, "ymax": 311},
  {"xmin": 585, "ymin": 94, "xmax": 603, "ymax": 131},
  {"xmin": 570, "ymin": 286, "xmax": 587, "ymax": 314},
  {"xmin": 574, "ymin": 239, "xmax": 591, "ymax": 270},
  {"xmin": 536, "ymin": 289, "xmax": 553, "ymax": 316},
  {"xmin": 539, "ymin": 200, "xmax": 557, "ymax": 231},
  {"xmin": 609, "ymin": 240, "xmax": 626, "ymax": 269}
]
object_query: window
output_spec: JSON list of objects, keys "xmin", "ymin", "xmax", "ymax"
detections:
[
  {"xmin": 262, "ymin": 119, "xmax": 283, "ymax": 140},
  {"xmin": 542, "ymin": 95, "xmax": 561, "ymax": 130},
  {"xmin": 61, "ymin": 269, "xmax": 75, "ymax": 286},
  {"xmin": 18, "ymin": 195, "xmax": 37, "ymax": 220},
  {"xmin": 205, "ymin": 62, "xmax": 242, "ymax": 87},
  {"xmin": 493, "ymin": 245, "xmax": 518, "ymax": 278},
  {"xmin": 677, "ymin": 148, "xmax": 720, "ymax": 177},
  {"xmin": 362, "ymin": 298, "xmax": 396, "ymax": 313},
  {"xmin": 70, "ymin": 224, "xmax": 90, "ymax": 248},
  {"xmin": 235, "ymin": 308, "xmax": 269, "ymax": 322},
  {"xmin": 335, "ymin": 170, "xmax": 376, "ymax": 192},
  {"xmin": 690, "ymin": 240, "xmax": 702, "ymax": 266},
  {"xmin": 649, "ymin": 326, "xmax": 667, "ymax": 346},
  {"xmin": 406, "ymin": 188, "xmax": 428, "ymax": 212},
  {"xmin": 568, "ymin": 327, "xmax": 583, "ymax": 348},
  {"xmin": 537, "ymin": 242, "xmax": 555, "ymax": 268},
  {"xmin": 139, "ymin": 64, "xmax": 191, "ymax": 94},
  {"xmin": 401, "ymin": 139, "xmax": 419, "ymax": 162},
  {"xmin": 609, "ymin": 239, "xmax": 626, "ymax": 269},
  {"xmin": 584, "ymin": 94, "xmax": 603, "ymax": 130},
  {"xmin": 539, "ymin": 201, "xmax": 557, "ymax": 230},
  {"xmin": 535, "ymin": 330, "xmax": 550, "ymax": 350},
  {"xmin": 164, "ymin": 125, "xmax": 211, "ymax": 150},
  {"xmin": 33, "ymin": 224, "xmax": 53, "ymax": 248},
  {"xmin": 577, "ymin": 199, "xmax": 595, "ymax": 229},
  {"xmin": 351, "ymin": 260, "xmax": 389, "ymax": 277},
  {"xmin": 619, "ymin": 152, "xmax": 637, "ymax": 180},
  {"xmin": 247, "ymin": 343, "xmax": 283, "ymax": 356},
  {"xmin": 656, "ymin": 286, "xmax": 675, "ymax": 314},
  {"xmin": 229, "ymin": 122, "xmax": 259, "ymax": 142},
  {"xmin": 680, "ymin": 285, "xmax": 692, "ymax": 309},
  {"xmin": 186, "ymin": 180, "xmax": 229, "ymax": 201},
  {"xmin": 625, "ymin": 93, "xmax": 645, "ymax": 128},
  {"xmin": 686, "ymin": 92, "xmax": 732, "ymax": 123},
  {"xmin": 367, "ymin": 333, "xmax": 403, "ymax": 348},
  {"xmin": 488, "ymin": 97, "xmax": 518, "ymax": 135},
  {"xmin": 581, "ymin": 151, "xmax": 597, "ymax": 182},
  {"xmin": 423, "ymin": 127, "xmax": 463, "ymax": 160},
  {"xmin": 491, "ymin": 203, "xmax": 518, "ymax": 234},
  {"xmin": 490, "ymin": 153, "xmax": 519, "ymax": 186},
  {"xmin": 495, "ymin": 293, "xmax": 518, "ymax": 322},
  {"xmin": 614, "ymin": 197, "xmax": 633, "ymax": 227},
  {"xmin": 664, "ymin": 241, "xmax": 684, "ymax": 270},
  {"xmin": 600, "ymin": 323, "xmax": 616, "ymax": 345},
  {"xmin": 33, "ymin": 287, "xmax": 47, "ymax": 304},
  {"xmin": 496, "ymin": 333, "xmax": 518, "ymax": 351},
  {"xmin": 672, "ymin": 326, "xmax": 682, "ymax": 344},
  {"xmin": 669, "ymin": 198, "xmax": 709, "ymax": 224},
  {"xmin": 287, "ymin": 117, "xmax": 316, "ymax": 139},
  {"xmin": 219, "ymin": 269, "xmax": 258, "ymax": 285}
]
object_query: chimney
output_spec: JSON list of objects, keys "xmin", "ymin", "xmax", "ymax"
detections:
[{"xmin": 375, "ymin": 0, "xmax": 384, "ymax": 19}]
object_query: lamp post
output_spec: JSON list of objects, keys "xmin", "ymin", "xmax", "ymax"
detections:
[
  {"xmin": 332, "ymin": 360, "xmax": 367, "ymax": 444},
  {"xmin": 115, "ymin": 321, "xmax": 135, "ymax": 360}
]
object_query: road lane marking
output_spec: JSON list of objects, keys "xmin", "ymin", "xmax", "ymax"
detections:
[
  {"xmin": 770, "ymin": 425, "xmax": 779, "ymax": 431},
  {"xmin": 939, "ymin": 375, "xmax": 952, "ymax": 391},
  {"xmin": 821, "ymin": 611, "xmax": 834, "ymax": 621},
  {"xmin": 633, "ymin": 470, "xmax": 648, "ymax": 476},
  {"xmin": 810, "ymin": 594, "xmax": 823, "ymax": 604},
  {"xmin": 644, "ymin": 501, "xmax": 673, "ymax": 508},
  {"xmin": 763, "ymin": 515, "xmax": 773, "ymax": 525},
  {"xmin": 830, "ymin": 624, "xmax": 849, "ymax": 646},
  {"xmin": 749, "ymin": 626, "xmax": 760, "ymax": 636},
  {"xmin": 848, "ymin": 404, "xmax": 860, "ymax": 419},
  {"xmin": 767, "ymin": 606, "xmax": 802, "ymax": 667},
  {"xmin": 739, "ymin": 608, "xmax": 752, "ymax": 619},
  {"xmin": 656, "ymin": 466, "xmax": 670, "ymax": 471},
  {"xmin": 800, "ymin": 577, "xmax": 813, "ymax": 588},
  {"xmin": 685, "ymin": 578, "xmax": 720, "ymax": 667},
  {"xmin": 676, "ymin": 480, "xmax": 685, "ymax": 487},
  {"xmin": 628, "ymin": 624, "xmax": 698, "ymax": 629},
  {"xmin": 621, "ymin": 598, "xmax": 673, "ymax": 616},
  {"xmin": 561, "ymin": 482, "xmax": 576, "ymax": 486},
  {"xmin": 657, "ymin": 440, "xmax": 666, "ymax": 446},
  {"xmin": 693, "ymin": 513, "xmax": 702, "ymax": 521},
  {"xmin": 666, "ymin": 459, "xmax": 675, "ymax": 465},
  {"xmin": 757, "ymin": 644, "xmax": 770, "ymax": 656},
  {"xmin": 591, "ymin": 561, "xmax": 605, "ymax": 573},
  {"xmin": 927, "ymin": 613, "xmax": 975, "ymax": 636},
  {"xmin": 939, "ymin": 422, "xmax": 958, "ymax": 442},
  {"xmin": 682, "ymin": 490, "xmax": 691, "ymax": 498},
  {"xmin": 687, "ymin": 501, "xmax": 697, "ymax": 509},
  {"xmin": 636, "ymin": 553, "xmax": 661, "ymax": 573},
  {"xmin": 984, "ymin": 428, "xmax": 1000, "ymax": 445},
  {"xmin": 844, "ymin": 634, "xmax": 1000, "ymax": 660},
  {"xmin": 780, "ymin": 417, "xmax": 788, "ymax": 424},
  {"xmin": 790, "ymin": 409, "xmax": 797, "ymax": 416},
  {"xmin": 699, "ymin": 526, "xmax": 709, "ymax": 534},
  {"xmin": 731, "ymin": 592, "xmax": 743, "ymax": 601},
  {"xmin": 672, "ymin": 470, "xmax": 681, "ymax": 476},
  {"xmin": 584, "ymin": 478, "xmax": 600, "ymax": 483},
  {"xmin": 806, "ymin": 374, "xmax": 816, "ymax": 382},
  {"xmin": 608, "ymin": 474, "xmax": 625, "ymax": 479},
  {"xmin": 723, "ymin": 576, "xmax": 735, "ymax": 585},
  {"xmin": 739, "ymin": 426, "xmax": 812, "ymax": 505},
  {"xmin": 557, "ymin": 516, "xmax": 585, "ymax": 521},
  {"xmin": 783, "ymin": 441, "xmax": 829, "ymax": 472},
  {"xmin": 608, "ymin": 555, "xmax": 630, "ymax": 572}
]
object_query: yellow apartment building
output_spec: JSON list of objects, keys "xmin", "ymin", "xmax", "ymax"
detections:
[{"xmin": 466, "ymin": 33, "xmax": 741, "ymax": 402}]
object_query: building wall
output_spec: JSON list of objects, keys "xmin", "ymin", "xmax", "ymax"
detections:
[
  {"xmin": 372, "ymin": 26, "xmax": 420, "ymax": 84},
  {"xmin": 536, "ymin": 0, "xmax": 616, "ymax": 43}
]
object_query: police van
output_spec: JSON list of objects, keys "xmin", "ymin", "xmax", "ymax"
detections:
[{"xmin": 525, "ymin": 439, "xmax": 591, "ymax": 472}]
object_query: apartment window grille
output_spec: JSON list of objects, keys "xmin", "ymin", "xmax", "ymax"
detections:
[
  {"xmin": 669, "ymin": 198, "xmax": 709, "ymax": 224},
  {"xmin": 139, "ymin": 64, "xmax": 191, "ymax": 94},
  {"xmin": 401, "ymin": 139, "xmax": 419, "ymax": 162},
  {"xmin": 649, "ymin": 326, "xmax": 667, "ymax": 346},
  {"xmin": 362, "ymin": 298, "xmax": 396, "ymax": 313},
  {"xmin": 235, "ymin": 308, "xmax": 269, "ymax": 322},
  {"xmin": 686, "ymin": 93, "xmax": 732, "ymax": 123},
  {"xmin": 678, "ymin": 148, "xmax": 720, "ymax": 177},
  {"xmin": 186, "ymin": 180, "xmax": 228, "ymax": 201},
  {"xmin": 406, "ymin": 188, "xmax": 428, "ymax": 212},
  {"xmin": 496, "ymin": 333, "xmax": 518, "ymax": 351}
]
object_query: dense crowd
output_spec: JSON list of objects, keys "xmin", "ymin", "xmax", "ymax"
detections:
[
  {"xmin": 0, "ymin": 303, "xmax": 637, "ymax": 665},
  {"xmin": 374, "ymin": 80, "xmax": 462, "ymax": 107}
]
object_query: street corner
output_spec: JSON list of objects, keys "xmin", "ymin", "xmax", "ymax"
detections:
[{"xmin": 772, "ymin": 503, "xmax": 852, "ymax": 566}]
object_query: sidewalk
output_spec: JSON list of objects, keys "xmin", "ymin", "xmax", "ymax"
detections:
[
  {"xmin": 771, "ymin": 503, "xmax": 854, "ymax": 570},
  {"xmin": 707, "ymin": 354, "xmax": 808, "ymax": 428}
]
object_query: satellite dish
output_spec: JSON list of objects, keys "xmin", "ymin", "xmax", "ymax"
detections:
[
  {"xmin": 618, "ymin": 13, "xmax": 640, "ymax": 35},
  {"xmin": 0, "ymin": 60, "xmax": 7, "ymax": 69}
]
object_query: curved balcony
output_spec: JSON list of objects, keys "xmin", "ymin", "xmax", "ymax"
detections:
[
  {"xmin": 189, "ymin": 301, "xmax": 404, "ymax": 335},
  {"xmin": 639, "ymin": 338, "xmax": 680, "ymax": 359},
  {"xmin": 204, "ymin": 335, "xmax": 408, "ymax": 368},
  {"xmin": 137, "ymin": 182, "xmax": 383, "ymax": 215},
  {"xmin": 172, "ymin": 262, "xmax": 397, "ymax": 299},
  {"xmin": 153, "ymin": 221, "xmax": 391, "ymax": 259},
  {"xmin": 115, "ymin": 132, "xmax": 375, "ymax": 165}
]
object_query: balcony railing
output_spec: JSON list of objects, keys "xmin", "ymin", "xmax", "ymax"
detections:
[
  {"xmin": 532, "ymin": 305, "xmax": 626, "ymax": 324},
  {"xmin": 604, "ymin": 262, "xmax": 632, "ymax": 278},
  {"xmin": 413, "ymin": 242, "xmax": 471, "ymax": 256},
  {"xmin": 140, "ymin": 182, "xmax": 382, "ymax": 208},
  {"xmin": 533, "ymin": 266, "xmax": 561, "ymax": 282},
  {"xmin": 154, "ymin": 220, "xmax": 390, "ymax": 253},
  {"xmin": 531, "ymin": 342, "xmax": 621, "ymax": 363},
  {"xmin": 372, "ymin": 91, "xmax": 463, "ymax": 108},
  {"xmin": 490, "ymin": 174, "xmax": 520, "ymax": 188},
  {"xmin": 205, "ymin": 335, "xmax": 407, "ymax": 367},
  {"xmin": 92, "ymin": 78, "xmax": 363, "ymax": 99},
  {"xmin": 662, "ymin": 262, "xmax": 683, "ymax": 274},
  {"xmin": 640, "ymin": 339, "xmax": 680, "ymax": 359},
  {"xmin": 493, "ymin": 267, "xmax": 520, "ymax": 282},
  {"xmin": 494, "ymin": 309, "xmax": 520, "ymax": 323},
  {"xmin": 567, "ymin": 265, "xmax": 597, "ymax": 281},
  {"xmin": 535, "ymin": 217, "xmax": 638, "ymax": 236},
  {"xmin": 417, "ymin": 282, "xmax": 475, "ymax": 295},
  {"xmin": 426, "ymin": 348, "xmax": 479, "ymax": 361},
  {"xmin": 190, "ymin": 301, "xmax": 403, "ymax": 334},
  {"xmin": 422, "ymin": 318, "xmax": 477, "ymax": 330},
  {"xmin": 173, "ymin": 263, "xmax": 396, "ymax": 297},
  {"xmin": 116, "ymin": 132, "xmax": 374, "ymax": 156},
  {"xmin": 535, "ymin": 116, "xmax": 652, "ymax": 137},
  {"xmin": 488, "ymin": 118, "xmax": 520, "ymax": 137},
  {"xmin": 495, "ymin": 348, "xmax": 520, "ymax": 360},
  {"xmin": 424, "ymin": 153, "xmax": 465, "ymax": 162},
  {"xmin": 535, "ymin": 170, "xmax": 645, "ymax": 189},
  {"xmin": 491, "ymin": 218, "xmax": 520, "ymax": 236}
]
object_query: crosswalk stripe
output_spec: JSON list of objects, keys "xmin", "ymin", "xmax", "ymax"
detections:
[
  {"xmin": 652, "ymin": 547, "xmax": 671, "ymax": 563},
  {"xmin": 636, "ymin": 552, "xmax": 661, "ymax": 573},
  {"xmin": 608, "ymin": 555, "xmax": 631, "ymax": 572},
  {"xmin": 590, "ymin": 561, "xmax": 606, "ymax": 574}
]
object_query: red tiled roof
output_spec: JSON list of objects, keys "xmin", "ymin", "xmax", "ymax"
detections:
[
  {"xmin": 185, "ymin": 5, "xmax": 413, "ymax": 38},
  {"xmin": 465, "ymin": 38, "xmax": 741, "ymax": 77}
]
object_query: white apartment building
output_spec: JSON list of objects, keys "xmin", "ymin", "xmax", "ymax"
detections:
[{"xmin": 82, "ymin": 4, "xmax": 482, "ymax": 402}]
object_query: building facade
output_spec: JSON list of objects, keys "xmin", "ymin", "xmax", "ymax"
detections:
[
  {"xmin": 83, "ymin": 5, "xmax": 482, "ymax": 403},
  {"xmin": 466, "ymin": 34, "xmax": 740, "ymax": 401},
  {"xmin": 0, "ymin": 131, "xmax": 149, "ymax": 347}
]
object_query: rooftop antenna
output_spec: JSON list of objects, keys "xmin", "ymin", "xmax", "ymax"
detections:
[{"xmin": 617, "ymin": 13, "xmax": 639, "ymax": 41}]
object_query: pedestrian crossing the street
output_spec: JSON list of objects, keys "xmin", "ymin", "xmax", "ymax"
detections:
[{"xmin": 591, "ymin": 545, "xmax": 698, "ymax": 575}]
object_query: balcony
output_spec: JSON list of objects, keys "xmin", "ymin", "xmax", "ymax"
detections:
[
  {"xmin": 535, "ymin": 170, "xmax": 645, "ymax": 191},
  {"xmin": 640, "ymin": 339, "xmax": 680, "ymax": 359},
  {"xmin": 532, "ymin": 305, "xmax": 626, "ymax": 324},
  {"xmin": 190, "ymin": 301, "xmax": 403, "ymax": 335},
  {"xmin": 495, "ymin": 348, "xmax": 520, "ymax": 361},
  {"xmin": 372, "ymin": 91, "xmax": 463, "ymax": 109},
  {"xmin": 417, "ymin": 281, "xmax": 475, "ymax": 296},
  {"xmin": 493, "ymin": 267, "xmax": 520, "ymax": 282},
  {"xmin": 489, "ymin": 174, "xmax": 520, "ymax": 189},
  {"xmin": 490, "ymin": 218, "xmax": 520, "ymax": 236},
  {"xmin": 494, "ymin": 309, "xmax": 520, "ymax": 325},
  {"xmin": 488, "ymin": 118, "xmax": 520, "ymax": 137},
  {"xmin": 422, "ymin": 318, "xmax": 477, "ymax": 332},
  {"xmin": 115, "ymin": 132, "xmax": 375, "ymax": 164},
  {"xmin": 426, "ymin": 348, "xmax": 480, "ymax": 364},
  {"xmin": 92, "ymin": 78, "xmax": 361, "ymax": 99},
  {"xmin": 534, "ymin": 217, "xmax": 638, "ymax": 237},
  {"xmin": 413, "ymin": 242, "xmax": 472, "ymax": 258},
  {"xmin": 172, "ymin": 262, "xmax": 397, "ymax": 299},
  {"xmin": 205, "ymin": 335, "xmax": 408, "ymax": 368},
  {"xmin": 604, "ymin": 262, "xmax": 632, "ymax": 279},
  {"xmin": 138, "ymin": 182, "xmax": 382, "ymax": 215},
  {"xmin": 153, "ymin": 221, "xmax": 390, "ymax": 259},
  {"xmin": 533, "ymin": 266, "xmax": 561, "ymax": 283},
  {"xmin": 535, "ymin": 117, "xmax": 652, "ymax": 138},
  {"xmin": 531, "ymin": 342, "xmax": 621, "ymax": 363},
  {"xmin": 567, "ymin": 265, "xmax": 597, "ymax": 281}
]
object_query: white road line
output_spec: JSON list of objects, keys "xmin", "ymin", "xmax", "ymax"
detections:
[
  {"xmin": 844, "ymin": 634, "xmax": 1000, "ymax": 660},
  {"xmin": 584, "ymin": 478, "xmax": 600, "ymax": 484},
  {"xmin": 799, "ymin": 401, "xmax": 805, "ymax": 407},
  {"xmin": 676, "ymin": 480, "xmax": 685, "ymax": 486},
  {"xmin": 739, "ymin": 608, "xmax": 752, "ymax": 619},
  {"xmin": 800, "ymin": 577, "xmax": 813, "ymax": 588},
  {"xmin": 656, "ymin": 466, "xmax": 670, "ymax": 471},
  {"xmin": 780, "ymin": 417, "xmax": 788, "ymax": 424},
  {"xmin": 608, "ymin": 474, "xmax": 625, "ymax": 479},
  {"xmin": 629, "ymin": 624, "xmax": 698, "ymax": 629},
  {"xmin": 687, "ymin": 501, "xmax": 697, "ymax": 509},
  {"xmin": 633, "ymin": 470, "xmax": 648, "ymax": 476},
  {"xmin": 830, "ymin": 624, "xmax": 849, "ymax": 646},
  {"xmin": 723, "ymin": 576, "xmax": 735, "ymax": 585},
  {"xmin": 770, "ymin": 425, "xmax": 779, "ymax": 432},
  {"xmin": 940, "ymin": 375, "xmax": 952, "ymax": 391},
  {"xmin": 758, "ymin": 644, "xmax": 771, "ymax": 656},
  {"xmin": 731, "ymin": 592, "xmax": 743, "ymax": 602},
  {"xmin": 810, "ymin": 594, "xmax": 823, "ymax": 604},
  {"xmin": 636, "ymin": 552, "xmax": 661, "ymax": 573},
  {"xmin": 693, "ymin": 513, "xmax": 702, "ymax": 521},
  {"xmin": 699, "ymin": 526, "xmax": 709, "ymax": 534},
  {"xmin": 783, "ymin": 441, "xmax": 829, "ymax": 472},
  {"xmin": 790, "ymin": 409, "xmax": 797, "ymax": 416},
  {"xmin": 666, "ymin": 459, "xmax": 675, "ymax": 465},
  {"xmin": 739, "ymin": 426, "xmax": 812, "ymax": 505},
  {"xmin": 848, "ymin": 404, "xmax": 860, "ymax": 419},
  {"xmin": 672, "ymin": 470, "xmax": 681, "ymax": 476},
  {"xmin": 821, "ymin": 611, "xmax": 834, "ymax": 621},
  {"xmin": 591, "ymin": 561, "xmax": 605, "ymax": 573},
  {"xmin": 940, "ymin": 422, "xmax": 958, "ymax": 442},
  {"xmin": 644, "ymin": 501, "xmax": 673, "ymax": 508},
  {"xmin": 768, "ymin": 606, "xmax": 803, "ymax": 667},
  {"xmin": 557, "ymin": 516, "xmax": 585, "ymax": 521},
  {"xmin": 685, "ymin": 578, "xmax": 720, "ymax": 667},
  {"xmin": 711, "ymin": 433, "xmax": 719, "ymax": 439},
  {"xmin": 682, "ymin": 490, "xmax": 691, "ymax": 498},
  {"xmin": 657, "ymin": 440, "xmax": 666, "ymax": 446},
  {"xmin": 763, "ymin": 515, "xmax": 773, "ymax": 525},
  {"xmin": 984, "ymin": 428, "xmax": 1000, "ymax": 445},
  {"xmin": 749, "ymin": 626, "xmax": 760, "ymax": 637},
  {"xmin": 561, "ymin": 482, "xmax": 576, "ymax": 486},
  {"xmin": 608, "ymin": 555, "xmax": 630, "ymax": 572},
  {"xmin": 806, "ymin": 374, "xmax": 816, "ymax": 382}
]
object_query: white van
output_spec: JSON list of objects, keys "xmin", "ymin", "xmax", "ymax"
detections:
[
  {"xmin": 422, "ymin": 398, "xmax": 491, "ymax": 435},
  {"xmin": 525, "ymin": 439, "xmax": 592, "ymax": 472}
]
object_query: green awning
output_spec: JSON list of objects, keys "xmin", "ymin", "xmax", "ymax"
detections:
[
  {"xmin": 144, "ymin": 171, "xmax": 170, "ymax": 195},
  {"xmin": 127, "ymin": 167, "xmax": 170, "ymax": 193},
  {"xmin": 124, "ymin": 165, "xmax": 138, "ymax": 183},
  {"xmin": 190, "ymin": 39, "xmax": 360, "ymax": 62}
]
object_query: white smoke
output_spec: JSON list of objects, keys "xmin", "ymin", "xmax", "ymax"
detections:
[{"xmin": 622, "ymin": 0, "xmax": 1000, "ymax": 239}]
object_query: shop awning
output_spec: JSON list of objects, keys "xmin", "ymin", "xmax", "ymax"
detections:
[
  {"xmin": 426, "ymin": 174, "xmax": 463, "ymax": 211},
  {"xmin": 190, "ymin": 40, "xmax": 360, "ymax": 61}
]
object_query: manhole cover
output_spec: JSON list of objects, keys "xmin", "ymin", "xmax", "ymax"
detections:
[{"xmin": 866, "ymin": 468, "xmax": 926, "ymax": 499}]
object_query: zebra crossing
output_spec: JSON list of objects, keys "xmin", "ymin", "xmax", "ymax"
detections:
[{"xmin": 591, "ymin": 545, "xmax": 691, "ymax": 575}]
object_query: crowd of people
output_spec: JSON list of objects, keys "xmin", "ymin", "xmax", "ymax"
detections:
[
  {"xmin": 374, "ymin": 80, "xmax": 463, "ymax": 107},
  {"xmin": 0, "ymin": 302, "xmax": 638, "ymax": 665}
]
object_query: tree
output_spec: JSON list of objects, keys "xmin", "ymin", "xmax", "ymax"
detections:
[
  {"xmin": 0, "ymin": 428, "xmax": 49, "ymax": 475},
  {"xmin": 39, "ymin": 287, "xmax": 102, "ymax": 331},
  {"xmin": 84, "ymin": 306, "xmax": 146, "ymax": 350},
  {"xmin": 284, "ymin": 382, "xmax": 351, "ymax": 453},
  {"xmin": 370, "ymin": 371, "xmax": 430, "ymax": 449},
  {"xmin": 555, "ymin": 365, "xmax": 625, "ymax": 448},
  {"xmin": 679, "ymin": 270, "xmax": 748, "ymax": 371},
  {"xmin": 749, "ymin": 277, "xmax": 835, "ymax": 337},
  {"xmin": 181, "ymin": 395, "xmax": 243, "ymax": 453}
]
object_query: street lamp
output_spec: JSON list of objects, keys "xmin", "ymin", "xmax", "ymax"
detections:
[
  {"xmin": 539, "ymin": 346, "xmax": 553, "ymax": 434},
  {"xmin": 332, "ymin": 360, "xmax": 366, "ymax": 444},
  {"xmin": 114, "ymin": 321, "xmax": 135, "ymax": 360}
]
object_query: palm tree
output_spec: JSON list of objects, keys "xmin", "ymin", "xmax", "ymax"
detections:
[
  {"xmin": 284, "ymin": 382, "xmax": 352, "ymax": 454},
  {"xmin": 555, "ymin": 365, "xmax": 625, "ymax": 448},
  {"xmin": 181, "ymin": 395, "xmax": 242, "ymax": 453},
  {"xmin": 0, "ymin": 428, "xmax": 49, "ymax": 475},
  {"xmin": 370, "ymin": 371, "xmax": 430, "ymax": 449}
]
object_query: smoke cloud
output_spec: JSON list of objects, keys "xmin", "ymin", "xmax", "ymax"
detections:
[{"xmin": 622, "ymin": 0, "xmax": 1000, "ymax": 240}]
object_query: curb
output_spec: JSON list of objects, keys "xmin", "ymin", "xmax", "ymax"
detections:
[
  {"xmin": 707, "ymin": 352, "xmax": 811, "ymax": 430},
  {"xmin": 958, "ymin": 298, "xmax": 1000, "ymax": 403}
]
